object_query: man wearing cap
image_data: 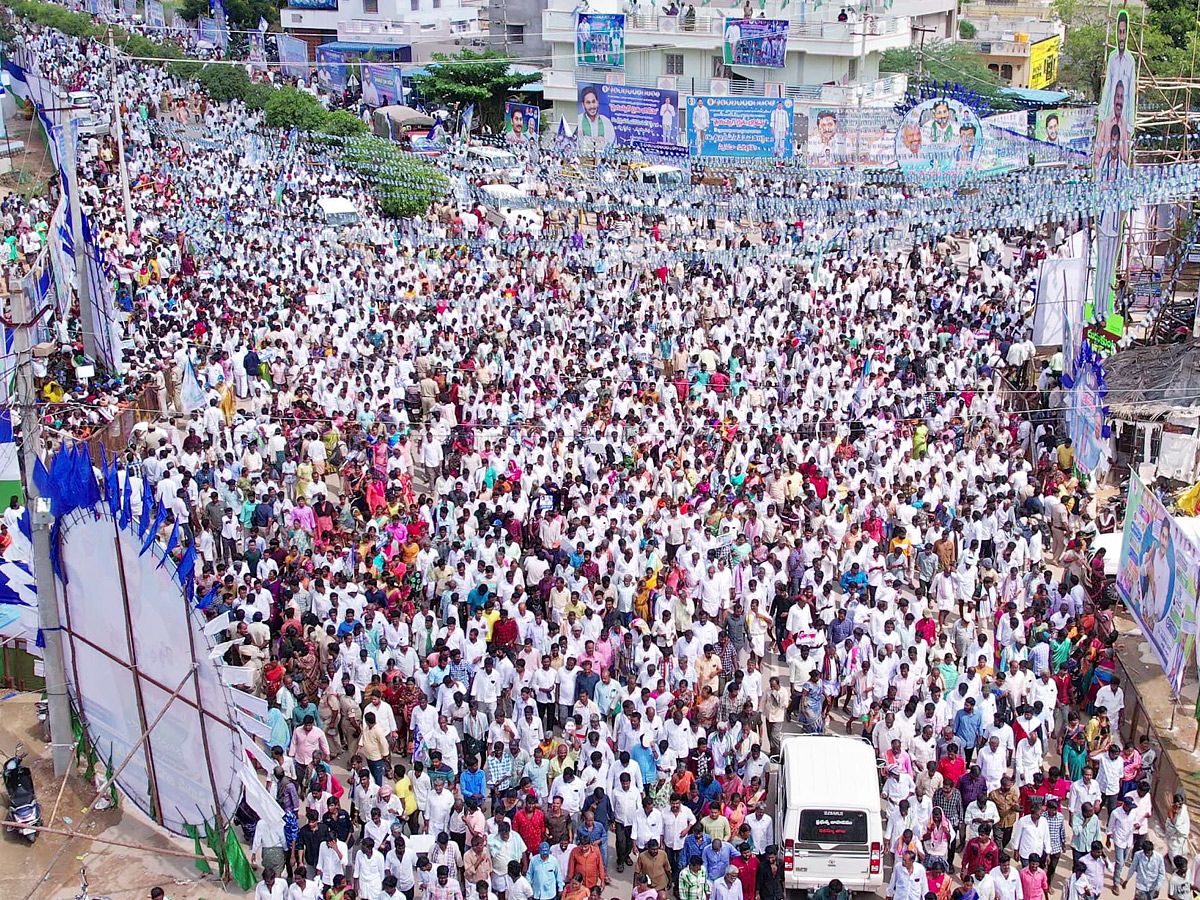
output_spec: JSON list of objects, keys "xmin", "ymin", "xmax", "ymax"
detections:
[
  {"xmin": 1108, "ymin": 795, "xmax": 1139, "ymax": 891},
  {"xmin": 529, "ymin": 842, "xmax": 565, "ymax": 900}
]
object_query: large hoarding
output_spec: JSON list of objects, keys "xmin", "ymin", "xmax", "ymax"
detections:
[
  {"xmin": 577, "ymin": 82, "xmax": 679, "ymax": 153},
  {"xmin": 576, "ymin": 13, "xmax": 625, "ymax": 69},
  {"xmin": 805, "ymin": 107, "xmax": 896, "ymax": 167},
  {"xmin": 1028, "ymin": 35, "xmax": 1062, "ymax": 90},
  {"xmin": 1116, "ymin": 473, "xmax": 1198, "ymax": 692},
  {"xmin": 316, "ymin": 46, "xmax": 348, "ymax": 91},
  {"xmin": 277, "ymin": 34, "xmax": 312, "ymax": 82},
  {"xmin": 686, "ymin": 96, "xmax": 794, "ymax": 159},
  {"xmin": 1034, "ymin": 107, "xmax": 1095, "ymax": 154},
  {"xmin": 362, "ymin": 64, "xmax": 403, "ymax": 107},
  {"xmin": 1093, "ymin": 9, "xmax": 1137, "ymax": 326},
  {"xmin": 723, "ymin": 18, "xmax": 788, "ymax": 68},
  {"xmin": 895, "ymin": 97, "xmax": 985, "ymax": 176},
  {"xmin": 505, "ymin": 102, "xmax": 540, "ymax": 145}
]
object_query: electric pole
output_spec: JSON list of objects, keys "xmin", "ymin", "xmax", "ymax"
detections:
[
  {"xmin": 912, "ymin": 24, "xmax": 937, "ymax": 84},
  {"xmin": 108, "ymin": 31, "xmax": 134, "ymax": 234},
  {"xmin": 7, "ymin": 276, "xmax": 73, "ymax": 778}
]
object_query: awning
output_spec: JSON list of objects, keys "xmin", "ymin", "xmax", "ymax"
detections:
[
  {"xmin": 1002, "ymin": 86, "xmax": 1070, "ymax": 105},
  {"xmin": 317, "ymin": 41, "xmax": 411, "ymax": 53}
]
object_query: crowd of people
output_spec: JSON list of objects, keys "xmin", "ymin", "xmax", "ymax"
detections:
[{"xmin": 2, "ymin": 9, "xmax": 1197, "ymax": 900}]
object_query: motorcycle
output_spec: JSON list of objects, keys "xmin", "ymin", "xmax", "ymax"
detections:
[
  {"xmin": 4, "ymin": 743, "xmax": 42, "ymax": 843},
  {"xmin": 36, "ymin": 696, "xmax": 49, "ymax": 743}
]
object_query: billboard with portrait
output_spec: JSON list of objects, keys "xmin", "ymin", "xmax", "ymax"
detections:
[
  {"xmin": 362, "ymin": 64, "xmax": 403, "ymax": 107},
  {"xmin": 505, "ymin": 102, "xmax": 540, "ymax": 145},
  {"xmin": 576, "ymin": 13, "xmax": 625, "ymax": 69},
  {"xmin": 277, "ymin": 34, "xmax": 311, "ymax": 82},
  {"xmin": 687, "ymin": 96, "xmax": 794, "ymax": 159},
  {"xmin": 895, "ymin": 97, "xmax": 985, "ymax": 177},
  {"xmin": 1116, "ymin": 473, "xmax": 1199, "ymax": 691},
  {"xmin": 1034, "ymin": 107, "xmax": 1095, "ymax": 153},
  {"xmin": 145, "ymin": 0, "xmax": 166, "ymax": 29},
  {"xmin": 197, "ymin": 16, "xmax": 217, "ymax": 44},
  {"xmin": 1093, "ymin": 8, "xmax": 1138, "ymax": 326},
  {"xmin": 806, "ymin": 107, "xmax": 897, "ymax": 168},
  {"xmin": 316, "ymin": 46, "xmax": 348, "ymax": 91},
  {"xmin": 577, "ymin": 83, "xmax": 679, "ymax": 153},
  {"xmin": 723, "ymin": 18, "xmax": 788, "ymax": 68}
]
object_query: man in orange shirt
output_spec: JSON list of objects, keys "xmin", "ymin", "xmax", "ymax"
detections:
[{"xmin": 567, "ymin": 832, "xmax": 607, "ymax": 889}]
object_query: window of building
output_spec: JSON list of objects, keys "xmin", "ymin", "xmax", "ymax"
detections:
[
  {"xmin": 1000, "ymin": 63, "xmax": 1013, "ymax": 81},
  {"xmin": 711, "ymin": 56, "xmax": 731, "ymax": 79},
  {"xmin": 506, "ymin": 23, "xmax": 524, "ymax": 43},
  {"xmin": 988, "ymin": 63, "xmax": 999, "ymax": 75},
  {"xmin": 666, "ymin": 53, "xmax": 683, "ymax": 75},
  {"xmin": 847, "ymin": 58, "xmax": 857, "ymax": 82},
  {"xmin": 409, "ymin": 0, "xmax": 419, "ymax": 10},
  {"xmin": 364, "ymin": 0, "xmax": 378, "ymax": 11}
]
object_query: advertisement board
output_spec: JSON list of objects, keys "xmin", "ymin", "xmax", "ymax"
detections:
[
  {"xmin": 316, "ymin": 47, "xmax": 348, "ymax": 90},
  {"xmin": 277, "ymin": 34, "xmax": 311, "ymax": 82},
  {"xmin": 145, "ymin": 0, "xmax": 165, "ymax": 29},
  {"xmin": 505, "ymin": 102, "xmax": 540, "ymax": 145},
  {"xmin": 287, "ymin": 0, "xmax": 338, "ymax": 8},
  {"xmin": 981, "ymin": 110, "xmax": 1029, "ymax": 174},
  {"xmin": 197, "ymin": 16, "xmax": 217, "ymax": 44},
  {"xmin": 1093, "ymin": 8, "xmax": 1137, "ymax": 326},
  {"xmin": 577, "ymin": 82, "xmax": 679, "ymax": 153},
  {"xmin": 686, "ymin": 96, "xmax": 794, "ymax": 159},
  {"xmin": 806, "ymin": 106, "xmax": 896, "ymax": 167},
  {"xmin": 1028, "ymin": 35, "xmax": 1061, "ymax": 90},
  {"xmin": 362, "ymin": 64, "xmax": 403, "ymax": 107},
  {"xmin": 723, "ymin": 18, "xmax": 788, "ymax": 68},
  {"xmin": 1116, "ymin": 473, "xmax": 1199, "ymax": 692},
  {"xmin": 1034, "ymin": 107, "xmax": 1095, "ymax": 153},
  {"xmin": 576, "ymin": 13, "xmax": 625, "ymax": 69},
  {"xmin": 895, "ymin": 96, "xmax": 985, "ymax": 177}
]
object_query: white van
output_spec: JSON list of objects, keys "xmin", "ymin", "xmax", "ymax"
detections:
[
  {"xmin": 777, "ymin": 735, "xmax": 884, "ymax": 894},
  {"xmin": 316, "ymin": 197, "xmax": 360, "ymax": 227},
  {"xmin": 479, "ymin": 183, "xmax": 543, "ymax": 233},
  {"xmin": 638, "ymin": 165, "xmax": 684, "ymax": 186}
]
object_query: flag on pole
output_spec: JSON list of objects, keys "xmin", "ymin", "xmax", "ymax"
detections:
[{"xmin": 461, "ymin": 104, "xmax": 475, "ymax": 142}]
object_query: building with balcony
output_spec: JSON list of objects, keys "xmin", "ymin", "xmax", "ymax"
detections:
[
  {"xmin": 282, "ymin": 0, "xmax": 480, "ymax": 59},
  {"xmin": 541, "ymin": 0, "xmax": 953, "ymax": 137},
  {"xmin": 960, "ymin": 2, "xmax": 1062, "ymax": 89}
]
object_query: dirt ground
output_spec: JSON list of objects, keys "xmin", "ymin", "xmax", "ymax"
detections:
[
  {"xmin": 0, "ymin": 693, "xmax": 245, "ymax": 900},
  {"xmin": 0, "ymin": 106, "xmax": 57, "ymax": 201}
]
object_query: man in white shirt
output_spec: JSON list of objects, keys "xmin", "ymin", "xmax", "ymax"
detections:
[
  {"xmin": 888, "ymin": 851, "xmax": 927, "ymax": 900},
  {"xmin": 988, "ymin": 856, "xmax": 1023, "ymax": 900},
  {"xmin": 1094, "ymin": 679, "xmax": 1125, "ymax": 732},
  {"xmin": 1011, "ymin": 806, "xmax": 1051, "ymax": 866}
]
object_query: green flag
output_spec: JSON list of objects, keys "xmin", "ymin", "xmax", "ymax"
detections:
[
  {"xmin": 103, "ymin": 753, "xmax": 119, "ymax": 808},
  {"xmin": 183, "ymin": 823, "xmax": 213, "ymax": 875},
  {"xmin": 204, "ymin": 817, "xmax": 228, "ymax": 880},
  {"xmin": 224, "ymin": 825, "xmax": 256, "ymax": 891}
]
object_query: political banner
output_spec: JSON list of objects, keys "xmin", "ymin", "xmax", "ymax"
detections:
[
  {"xmin": 806, "ymin": 107, "xmax": 896, "ymax": 168},
  {"xmin": 316, "ymin": 47, "xmax": 348, "ymax": 91},
  {"xmin": 1028, "ymin": 35, "xmax": 1061, "ymax": 90},
  {"xmin": 1093, "ymin": 8, "xmax": 1137, "ymax": 326},
  {"xmin": 686, "ymin": 96, "xmax": 794, "ymax": 159},
  {"xmin": 896, "ymin": 96, "xmax": 985, "ymax": 177},
  {"xmin": 575, "ymin": 13, "xmax": 625, "ymax": 69},
  {"xmin": 249, "ymin": 32, "xmax": 266, "ymax": 70},
  {"xmin": 211, "ymin": 0, "xmax": 229, "ymax": 49},
  {"xmin": 277, "ymin": 35, "xmax": 311, "ymax": 82},
  {"xmin": 1116, "ymin": 473, "xmax": 1198, "ymax": 692},
  {"xmin": 505, "ymin": 102, "xmax": 540, "ymax": 145},
  {"xmin": 577, "ymin": 83, "xmax": 679, "ymax": 154},
  {"xmin": 119, "ymin": 0, "xmax": 135, "ymax": 19},
  {"xmin": 197, "ymin": 16, "xmax": 217, "ymax": 45},
  {"xmin": 362, "ymin": 64, "xmax": 402, "ymax": 107},
  {"xmin": 981, "ymin": 110, "xmax": 1028, "ymax": 174},
  {"xmin": 1034, "ymin": 107, "xmax": 1095, "ymax": 153},
  {"xmin": 1064, "ymin": 351, "xmax": 1109, "ymax": 475},
  {"xmin": 145, "ymin": 0, "xmax": 165, "ymax": 29},
  {"xmin": 286, "ymin": 0, "xmax": 338, "ymax": 8},
  {"xmin": 723, "ymin": 18, "xmax": 788, "ymax": 68}
]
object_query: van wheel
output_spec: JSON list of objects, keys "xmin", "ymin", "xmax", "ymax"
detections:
[{"xmin": 785, "ymin": 889, "xmax": 807, "ymax": 900}]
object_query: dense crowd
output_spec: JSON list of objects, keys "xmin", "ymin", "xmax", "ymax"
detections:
[{"xmin": 3, "ymin": 10, "xmax": 1197, "ymax": 900}]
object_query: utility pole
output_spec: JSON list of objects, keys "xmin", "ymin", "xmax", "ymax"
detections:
[
  {"xmin": 108, "ymin": 31, "xmax": 134, "ymax": 234},
  {"xmin": 62, "ymin": 115, "xmax": 97, "ymax": 363},
  {"xmin": 912, "ymin": 24, "xmax": 937, "ymax": 84},
  {"xmin": 8, "ymin": 277, "xmax": 73, "ymax": 778}
]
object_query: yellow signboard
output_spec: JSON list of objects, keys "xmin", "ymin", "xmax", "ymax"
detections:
[{"xmin": 1028, "ymin": 35, "xmax": 1061, "ymax": 89}]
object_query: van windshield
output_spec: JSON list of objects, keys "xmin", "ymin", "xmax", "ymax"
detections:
[{"xmin": 799, "ymin": 810, "xmax": 868, "ymax": 844}]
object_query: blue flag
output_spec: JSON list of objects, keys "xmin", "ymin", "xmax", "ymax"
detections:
[
  {"xmin": 156, "ymin": 521, "xmax": 180, "ymax": 567},
  {"xmin": 140, "ymin": 502, "xmax": 167, "ymax": 556},
  {"xmin": 197, "ymin": 582, "xmax": 220, "ymax": 610},
  {"xmin": 177, "ymin": 541, "xmax": 197, "ymax": 596},
  {"xmin": 120, "ymin": 469, "xmax": 132, "ymax": 530},
  {"xmin": 138, "ymin": 474, "xmax": 153, "ymax": 538}
]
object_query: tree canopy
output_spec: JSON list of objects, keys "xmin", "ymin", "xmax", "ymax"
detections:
[
  {"xmin": 880, "ymin": 41, "xmax": 1016, "ymax": 111},
  {"xmin": 412, "ymin": 49, "xmax": 541, "ymax": 128}
]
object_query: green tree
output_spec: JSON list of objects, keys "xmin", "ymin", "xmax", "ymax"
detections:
[
  {"xmin": 412, "ymin": 49, "xmax": 541, "ymax": 128},
  {"xmin": 263, "ymin": 86, "xmax": 327, "ymax": 130},
  {"xmin": 179, "ymin": 0, "xmax": 276, "ymax": 30},
  {"xmin": 1059, "ymin": 23, "xmax": 1108, "ymax": 98},
  {"xmin": 331, "ymin": 135, "xmax": 448, "ymax": 219},
  {"xmin": 198, "ymin": 63, "xmax": 251, "ymax": 103},
  {"xmin": 880, "ymin": 41, "xmax": 1015, "ymax": 110},
  {"xmin": 320, "ymin": 109, "xmax": 369, "ymax": 136},
  {"xmin": 242, "ymin": 81, "xmax": 277, "ymax": 110},
  {"xmin": 958, "ymin": 20, "xmax": 977, "ymax": 40}
]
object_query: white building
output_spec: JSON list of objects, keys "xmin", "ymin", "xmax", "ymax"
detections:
[
  {"xmin": 542, "ymin": 0, "xmax": 957, "ymax": 130},
  {"xmin": 281, "ymin": 0, "xmax": 480, "ymax": 59}
]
